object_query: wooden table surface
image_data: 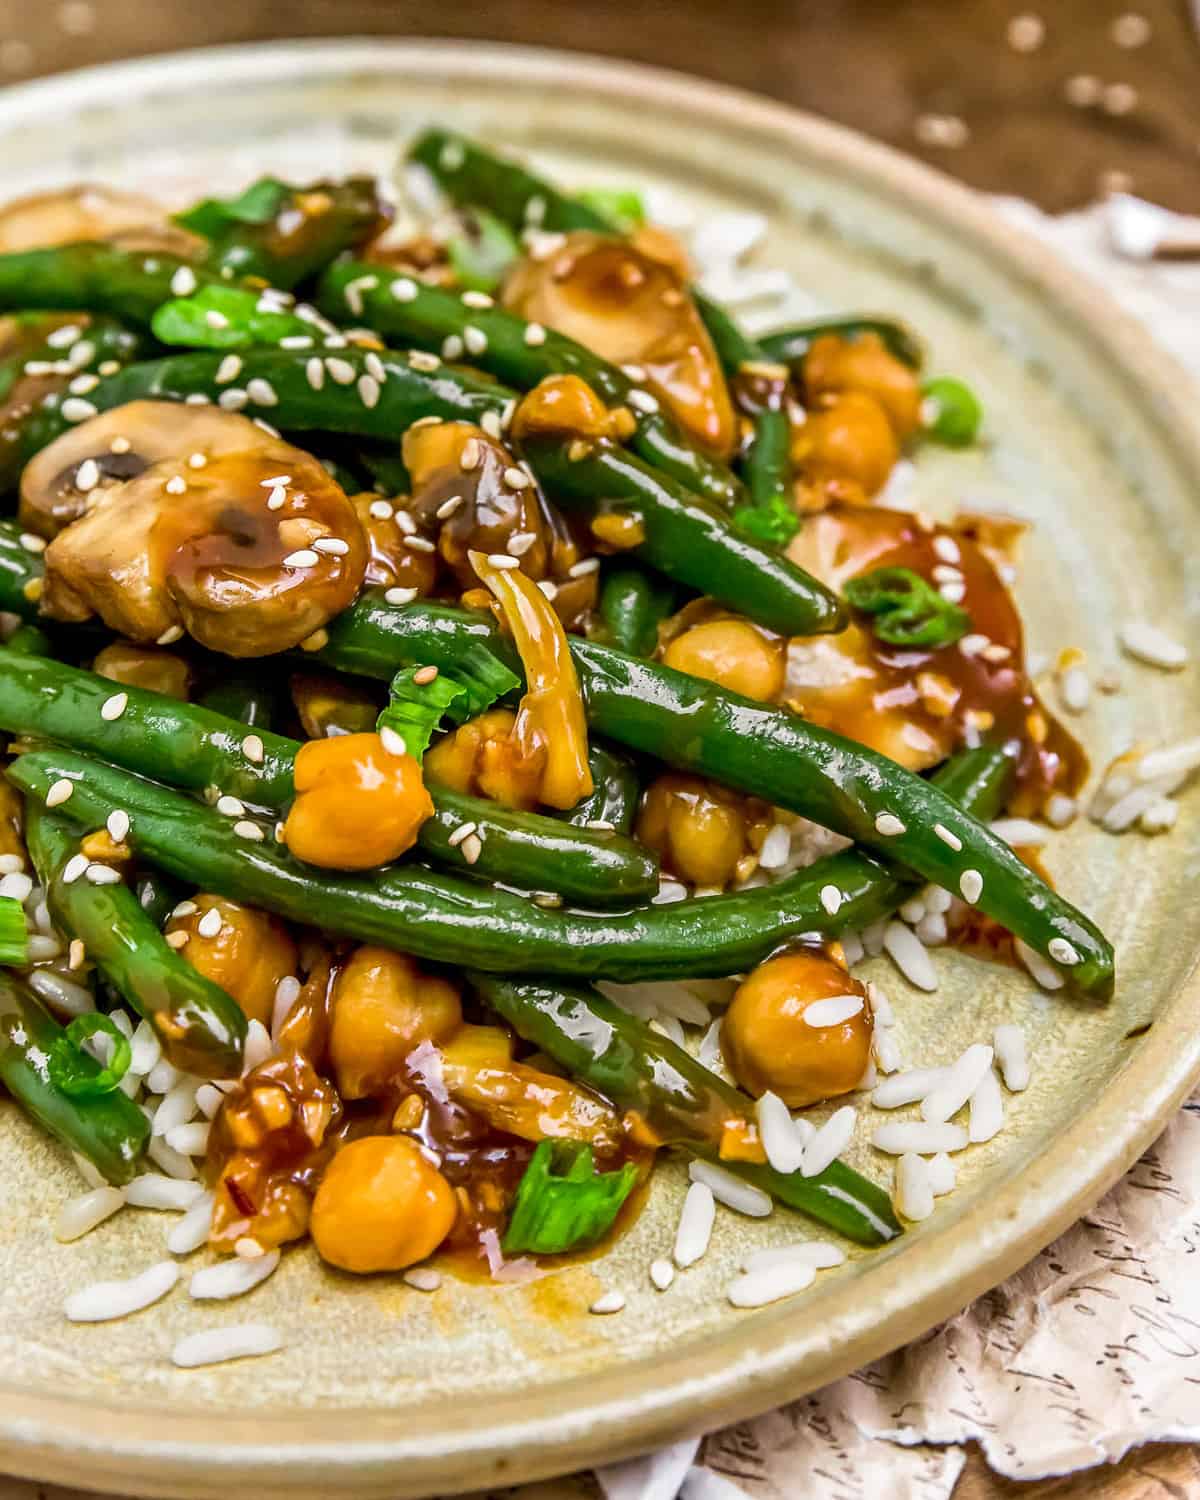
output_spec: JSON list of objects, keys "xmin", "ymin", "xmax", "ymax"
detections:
[{"xmin": 0, "ymin": 3, "xmax": 1197, "ymax": 1497}]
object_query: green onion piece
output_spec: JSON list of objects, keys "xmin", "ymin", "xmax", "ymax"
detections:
[
  {"xmin": 733, "ymin": 493, "xmax": 801, "ymax": 547},
  {"xmin": 442, "ymin": 641, "xmax": 522, "ymax": 720},
  {"xmin": 0, "ymin": 895, "xmax": 28, "ymax": 966},
  {"xmin": 921, "ymin": 377, "xmax": 983, "ymax": 447},
  {"xmin": 174, "ymin": 177, "xmax": 291, "ymax": 240},
  {"xmin": 502, "ymin": 1140, "xmax": 638, "ymax": 1255},
  {"xmin": 377, "ymin": 667, "xmax": 468, "ymax": 760},
  {"xmin": 151, "ymin": 286, "xmax": 312, "ymax": 351},
  {"xmin": 48, "ymin": 1013, "xmax": 132, "ymax": 1099},
  {"xmin": 845, "ymin": 565, "xmax": 970, "ymax": 648},
  {"xmin": 446, "ymin": 209, "xmax": 521, "ymax": 293},
  {"xmin": 576, "ymin": 188, "xmax": 646, "ymax": 232}
]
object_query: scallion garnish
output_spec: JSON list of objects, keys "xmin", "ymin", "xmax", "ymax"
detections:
[
  {"xmin": 446, "ymin": 209, "xmax": 520, "ymax": 293},
  {"xmin": 47, "ymin": 1013, "xmax": 132, "ymax": 1099},
  {"xmin": 576, "ymin": 187, "xmax": 646, "ymax": 232},
  {"xmin": 174, "ymin": 176, "xmax": 291, "ymax": 240},
  {"xmin": 151, "ymin": 285, "xmax": 310, "ymax": 350},
  {"xmin": 920, "ymin": 377, "xmax": 983, "ymax": 447},
  {"xmin": 377, "ymin": 667, "xmax": 468, "ymax": 761},
  {"xmin": 845, "ymin": 565, "xmax": 970, "ymax": 649},
  {"xmin": 733, "ymin": 493, "xmax": 801, "ymax": 548},
  {"xmin": 0, "ymin": 895, "xmax": 28, "ymax": 966},
  {"xmin": 502, "ymin": 1140, "xmax": 638, "ymax": 1256}
]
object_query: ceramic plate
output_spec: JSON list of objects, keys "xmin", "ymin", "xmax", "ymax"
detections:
[{"xmin": 0, "ymin": 39, "xmax": 1198, "ymax": 1500}]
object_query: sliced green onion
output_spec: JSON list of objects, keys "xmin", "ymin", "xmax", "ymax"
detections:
[
  {"xmin": 576, "ymin": 188, "xmax": 646, "ymax": 232},
  {"xmin": 921, "ymin": 377, "xmax": 983, "ymax": 447},
  {"xmin": 47, "ymin": 1013, "xmax": 132, "ymax": 1099},
  {"xmin": 0, "ymin": 895, "xmax": 28, "ymax": 966},
  {"xmin": 151, "ymin": 286, "xmax": 311, "ymax": 351},
  {"xmin": 502, "ymin": 1140, "xmax": 638, "ymax": 1256},
  {"xmin": 446, "ymin": 209, "xmax": 520, "ymax": 293},
  {"xmin": 445, "ymin": 641, "xmax": 522, "ymax": 720},
  {"xmin": 377, "ymin": 667, "xmax": 468, "ymax": 761},
  {"xmin": 733, "ymin": 493, "xmax": 801, "ymax": 548},
  {"xmin": 174, "ymin": 177, "xmax": 291, "ymax": 240},
  {"xmin": 845, "ymin": 565, "xmax": 970, "ymax": 649}
]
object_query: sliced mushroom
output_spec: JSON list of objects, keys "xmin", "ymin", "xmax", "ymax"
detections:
[
  {"xmin": 503, "ymin": 230, "xmax": 736, "ymax": 459},
  {"xmin": 348, "ymin": 491, "xmax": 440, "ymax": 596},
  {"xmin": 0, "ymin": 185, "xmax": 200, "ymax": 256},
  {"xmin": 22, "ymin": 400, "xmax": 288, "ymax": 540},
  {"xmin": 41, "ymin": 410, "xmax": 367, "ymax": 658}
]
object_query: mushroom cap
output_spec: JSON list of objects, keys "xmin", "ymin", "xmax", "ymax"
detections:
[{"xmin": 0, "ymin": 184, "xmax": 200, "ymax": 256}]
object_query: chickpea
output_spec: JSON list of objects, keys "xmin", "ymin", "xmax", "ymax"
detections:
[
  {"xmin": 637, "ymin": 773, "xmax": 748, "ymax": 888},
  {"xmin": 92, "ymin": 640, "xmax": 192, "ymax": 700},
  {"xmin": 423, "ymin": 708, "xmax": 544, "ymax": 811},
  {"xmin": 663, "ymin": 618, "xmax": 785, "ymax": 702},
  {"xmin": 792, "ymin": 390, "xmax": 899, "ymax": 508},
  {"xmin": 310, "ymin": 1135, "xmax": 458, "ymax": 1274},
  {"xmin": 722, "ymin": 951, "xmax": 873, "ymax": 1108},
  {"xmin": 166, "ymin": 895, "xmax": 297, "ymax": 1030},
  {"xmin": 804, "ymin": 333, "xmax": 922, "ymax": 439},
  {"xmin": 330, "ymin": 946, "xmax": 463, "ymax": 1100},
  {"xmin": 283, "ymin": 732, "xmax": 434, "ymax": 871}
]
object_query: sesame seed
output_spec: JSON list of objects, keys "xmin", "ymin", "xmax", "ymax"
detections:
[
  {"xmin": 585, "ymin": 820, "xmax": 616, "ymax": 833},
  {"xmin": 589, "ymin": 1291, "xmax": 625, "ymax": 1315},
  {"xmin": 504, "ymin": 466, "xmax": 532, "ymax": 489},
  {"xmin": 170, "ymin": 266, "xmax": 197, "ymax": 296},
  {"xmin": 357, "ymin": 374, "xmax": 381, "ymax": 409},
  {"xmin": 875, "ymin": 812, "xmax": 906, "ymax": 837},
  {"xmin": 365, "ymin": 351, "xmax": 386, "ymax": 383},
  {"xmin": 61, "ymin": 397, "xmax": 97, "ymax": 423},
  {"xmin": 524, "ymin": 195, "xmax": 546, "ymax": 226},
  {"xmin": 165, "ymin": 931, "xmax": 189, "ymax": 950},
  {"xmin": 313, "ymin": 537, "xmax": 349, "ymax": 556},
  {"xmin": 164, "ymin": 475, "xmax": 187, "ymax": 496},
  {"xmin": 384, "ymin": 586, "xmax": 418, "ymax": 606},
  {"xmin": 442, "ymin": 334, "xmax": 464, "ymax": 362},
  {"xmin": 460, "ymin": 439, "xmax": 481, "ymax": 470},
  {"xmin": 157, "ymin": 625, "xmax": 184, "ymax": 645},
  {"xmin": 1006, "ymin": 13, "xmax": 1045, "ymax": 52},
  {"xmin": 627, "ymin": 389, "xmax": 660, "ymax": 415},
  {"xmin": 368, "ymin": 499, "xmax": 394, "ymax": 520},
  {"xmin": 567, "ymin": 439, "xmax": 592, "ymax": 462},
  {"xmin": 408, "ymin": 350, "xmax": 439, "ymax": 372},
  {"xmin": 1111, "ymin": 12, "xmax": 1150, "ymax": 48},
  {"xmin": 447, "ymin": 820, "xmax": 477, "ymax": 848},
  {"xmin": 325, "ymin": 358, "xmax": 355, "ymax": 386},
  {"xmin": 394, "ymin": 510, "xmax": 416, "ymax": 535},
  {"xmin": 172, "ymin": 900, "xmax": 198, "ymax": 919},
  {"xmin": 73, "ymin": 457, "xmax": 101, "ymax": 492},
  {"xmin": 216, "ymin": 795, "xmax": 245, "ymax": 817},
  {"xmin": 266, "ymin": 487, "xmax": 287, "ymax": 511},
  {"xmin": 23, "ymin": 579, "xmax": 42, "ymax": 602},
  {"xmin": 932, "ymin": 564, "xmax": 963, "ymax": 585},
  {"xmin": 100, "ymin": 692, "xmax": 128, "ymax": 721},
  {"xmin": 184, "ymin": 393, "xmax": 211, "ymax": 408},
  {"xmin": 205, "ymin": 310, "xmax": 229, "ymax": 330},
  {"xmin": 436, "ymin": 494, "xmax": 465, "ymax": 520},
  {"xmin": 218, "ymin": 389, "xmax": 249, "ymax": 412},
  {"xmin": 215, "ymin": 354, "xmax": 242, "ymax": 385},
  {"xmin": 650, "ymin": 1259, "xmax": 675, "ymax": 1291},
  {"xmin": 68, "ymin": 373, "xmax": 99, "ymax": 394},
  {"xmin": 188, "ymin": 452, "xmax": 208, "ymax": 469},
  {"xmin": 959, "ymin": 634, "xmax": 990, "ymax": 658},
  {"xmin": 253, "ymin": 419, "xmax": 280, "ymax": 439},
  {"xmin": 283, "ymin": 549, "xmax": 319, "ymax": 568},
  {"xmin": 98, "ymin": 360, "xmax": 120, "ymax": 376},
  {"xmin": 46, "ymin": 323, "xmax": 82, "ymax": 349},
  {"xmin": 461, "ymin": 833, "xmax": 483, "ymax": 865},
  {"xmin": 110, "ymin": 436, "xmax": 131, "ymax": 454},
  {"xmin": 278, "ymin": 335, "xmax": 314, "ymax": 350},
  {"xmin": 981, "ymin": 644, "xmax": 1011, "ymax": 664},
  {"xmin": 568, "ymin": 557, "xmax": 600, "ymax": 578},
  {"xmin": 959, "ymin": 869, "xmax": 983, "ymax": 904},
  {"xmin": 1102, "ymin": 82, "xmax": 1138, "ymax": 116},
  {"xmin": 439, "ymin": 139, "xmax": 466, "ymax": 171},
  {"xmin": 379, "ymin": 726, "xmax": 407, "ymax": 758},
  {"xmin": 68, "ymin": 938, "xmax": 85, "ymax": 969},
  {"xmin": 106, "ymin": 810, "xmax": 130, "ymax": 843},
  {"xmin": 819, "ymin": 884, "xmax": 842, "ymax": 916},
  {"xmin": 480, "ymin": 411, "xmax": 503, "ymax": 439},
  {"xmin": 939, "ymin": 581, "xmax": 967, "ymax": 605},
  {"xmin": 537, "ymin": 580, "xmax": 558, "ymax": 601},
  {"xmin": 19, "ymin": 532, "xmax": 46, "ymax": 553},
  {"xmin": 390, "ymin": 277, "xmax": 419, "ymax": 303},
  {"xmin": 259, "ymin": 475, "xmax": 291, "ymax": 489},
  {"xmin": 62, "ymin": 854, "xmax": 88, "ymax": 884},
  {"xmin": 242, "ymin": 735, "xmax": 264, "ymax": 764},
  {"xmin": 305, "ymin": 357, "xmax": 325, "ymax": 391},
  {"xmin": 197, "ymin": 908, "xmax": 222, "ymax": 939},
  {"xmin": 404, "ymin": 536, "xmax": 436, "ymax": 553},
  {"xmin": 507, "ymin": 531, "xmax": 537, "ymax": 556},
  {"xmin": 234, "ymin": 821, "xmax": 264, "ymax": 842},
  {"xmin": 1048, "ymin": 937, "xmax": 1080, "ymax": 966},
  {"xmin": 413, "ymin": 665, "xmax": 439, "ymax": 685},
  {"xmin": 932, "ymin": 535, "xmax": 961, "ymax": 564},
  {"xmin": 85, "ymin": 864, "xmax": 122, "ymax": 886},
  {"xmin": 463, "ymin": 326, "xmax": 488, "ymax": 356},
  {"xmin": 46, "ymin": 779, "xmax": 74, "ymax": 808},
  {"xmin": 486, "ymin": 553, "xmax": 520, "ymax": 570},
  {"xmin": 342, "ymin": 274, "xmax": 379, "ymax": 316},
  {"xmin": 462, "ymin": 290, "xmax": 493, "ymax": 309},
  {"xmin": 246, "ymin": 378, "xmax": 278, "ymax": 407},
  {"xmin": 934, "ymin": 823, "xmax": 962, "ymax": 851}
]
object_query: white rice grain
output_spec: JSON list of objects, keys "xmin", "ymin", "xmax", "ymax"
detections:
[
  {"xmin": 56, "ymin": 1186, "xmax": 125, "ymax": 1242},
  {"xmin": 688, "ymin": 1160, "xmax": 772, "ymax": 1217},
  {"xmin": 403, "ymin": 1267, "xmax": 442, "ymax": 1291},
  {"xmin": 755, "ymin": 1092, "xmax": 807, "ymax": 1174},
  {"xmin": 128, "ymin": 1019, "xmax": 162, "ymax": 1077},
  {"xmin": 871, "ymin": 1067, "xmax": 949, "ymax": 1110},
  {"xmin": 65, "ymin": 1260, "xmax": 179, "ymax": 1322},
  {"xmin": 894, "ymin": 1154, "xmax": 935, "ymax": 1221},
  {"xmin": 1140, "ymin": 798, "xmax": 1179, "ymax": 833},
  {"xmin": 673, "ymin": 1181, "xmax": 716, "ymax": 1268},
  {"xmin": 152, "ymin": 1079, "xmax": 199, "ymax": 1137},
  {"xmin": 650, "ymin": 1258, "xmax": 676, "ymax": 1291},
  {"xmin": 1136, "ymin": 738, "xmax": 1200, "ymax": 783},
  {"xmin": 147, "ymin": 1137, "xmax": 199, "ymax": 1181},
  {"xmin": 803, "ymin": 994, "xmax": 864, "ymax": 1028},
  {"xmin": 741, "ymin": 1241, "xmax": 845, "ymax": 1275},
  {"xmin": 195, "ymin": 1083, "xmax": 225, "ymax": 1119},
  {"xmin": 921, "ymin": 1044, "xmax": 994, "ymax": 1123},
  {"xmin": 28, "ymin": 967, "xmax": 94, "ymax": 1017},
  {"xmin": 883, "ymin": 921, "xmax": 938, "ymax": 991},
  {"xmin": 727, "ymin": 1261, "xmax": 815, "ymax": 1308},
  {"xmin": 991, "ymin": 818, "xmax": 1049, "ymax": 847},
  {"xmin": 873, "ymin": 1028, "xmax": 903, "ymax": 1075},
  {"xmin": 167, "ymin": 1193, "xmax": 215, "ymax": 1255},
  {"xmin": 800, "ymin": 1105, "xmax": 856, "ymax": 1178},
  {"xmin": 190, "ymin": 1249, "xmax": 280, "ymax": 1301},
  {"xmin": 146, "ymin": 1058, "xmax": 181, "ymax": 1096},
  {"xmin": 243, "ymin": 1018, "xmax": 274, "ymax": 1072},
  {"xmin": 926, "ymin": 1152, "xmax": 957, "ymax": 1196},
  {"xmin": 166, "ymin": 1122, "xmax": 211, "ymax": 1157},
  {"xmin": 1120, "ymin": 621, "xmax": 1188, "ymax": 670},
  {"xmin": 757, "ymin": 824, "xmax": 792, "ymax": 870},
  {"xmin": 125, "ymin": 1174, "xmax": 204, "ymax": 1211},
  {"xmin": 271, "ymin": 975, "xmax": 302, "ymax": 1038},
  {"xmin": 969, "ymin": 1068, "xmax": 1005, "ymax": 1143},
  {"xmin": 872, "ymin": 1120, "xmax": 969, "ymax": 1155},
  {"xmin": 992, "ymin": 1024, "xmax": 1029, "ymax": 1090},
  {"xmin": 172, "ymin": 1323, "xmax": 282, "ymax": 1368},
  {"xmin": 1015, "ymin": 938, "xmax": 1065, "ymax": 991}
]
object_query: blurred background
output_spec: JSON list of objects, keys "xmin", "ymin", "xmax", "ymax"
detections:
[{"xmin": 0, "ymin": 0, "xmax": 1197, "ymax": 215}]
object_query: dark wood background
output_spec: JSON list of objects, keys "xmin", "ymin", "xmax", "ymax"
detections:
[{"xmin": 1, "ymin": 2, "xmax": 1199, "ymax": 1496}]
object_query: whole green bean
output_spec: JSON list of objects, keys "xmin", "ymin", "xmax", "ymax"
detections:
[
  {"xmin": 470, "ymin": 972, "xmax": 899, "ymax": 1244},
  {"xmin": 318, "ymin": 597, "xmax": 1113, "ymax": 995},
  {"xmin": 25, "ymin": 804, "xmax": 247, "ymax": 1078},
  {"xmin": 523, "ymin": 436, "xmax": 843, "ymax": 636},
  {"xmin": 195, "ymin": 673, "xmax": 282, "ymax": 731},
  {"xmin": 760, "ymin": 318, "xmax": 925, "ymax": 373},
  {"xmin": 0, "ymin": 970, "xmax": 149, "ymax": 1184},
  {"xmin": 318, "ymin": 259, "xmax": 743, "ymax": 509},
  {"xmin": 0, "ymin": 522, "xmax": 43, "ymax": 620},
  {"xmin": 0, "ymin": 243, "xmax": 225, "ymax": 327},
  {"xmin": 0, "ymin": 650, "xmax": 657, "ymax": 906},
  {"xmin": 558, "ymin": 742, "xmax": 641, "ymax": 834},
  {"xmin": 598, "ymin": 566, "xmax": 675, "ymax": 658}
]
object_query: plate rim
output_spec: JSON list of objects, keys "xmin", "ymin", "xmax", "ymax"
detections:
[{"xmin": 1, "ymin": 35, "xmax": 1199, "ymax": 1499}]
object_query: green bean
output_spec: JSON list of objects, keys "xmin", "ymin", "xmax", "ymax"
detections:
[
  {"xmin": 0, "ymin": 649, "xmax": 657, "ymax": 907},
  {"xmin": 597, "ymin": 566, "xmax": 675, "ymax": 657},
  {"xmin": 470, "ymin": 972, "xmax": 899, "ymax": 1245},
  {"xmin": 25, "ymin": 804, "xmax": 247, "ymax": 1078},
  {"xmin": 559, "ymin": 742, "xmax": 642, "ymax": 835},
  {"xmin": 195, "ymin": 673, "xmax": 281, "ymax": 731},
  {"xmin": 0, "ymin": 970, "xmax": 149, "ymax": 1184},
  {"xmin": 134, "ymin": 870, "xmax": 181, "ymax": 929},
  {"xmin": 318, "ymin": 597, "xmax": 1113, "ymax": 995},
  {"xmin": 760, "ymin": 318, "xmax": 925, "ymax": 373},
  {"xmin": 0, "ymin": 521, "xmax": 43, "ymax": 620},
  {"xmin": 523, "ymin": 436, "xmax": 843, "ymax": 636},
  {"xmin": 318, "ymin": 259, "xmax": 743, "ymax": 509},
  {"xmin": 0, "ymin": 243, "xmax": 224, "ymax": 327}
]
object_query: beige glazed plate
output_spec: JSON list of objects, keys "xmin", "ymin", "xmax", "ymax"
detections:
[{"xmin": 0, "ymin": 37, "xmax": 1199, "ymax": 1500}]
